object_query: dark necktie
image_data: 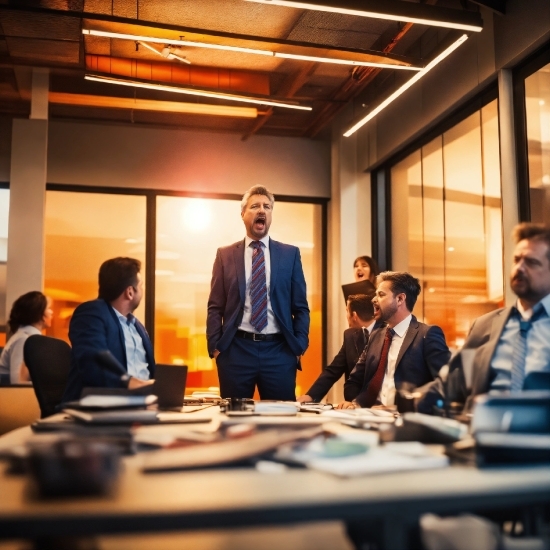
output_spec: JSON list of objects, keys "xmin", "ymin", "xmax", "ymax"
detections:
[
  {"xmin": 510, "ymin": 305, "xmax": 545, "ymax": 392},
  {"xmin": 362, "ymin": 327, "xmax": 395, "ymax": 407},
  {"xmin": 250, "ymin": 241, "xmax": 268, "ymax": 333}
]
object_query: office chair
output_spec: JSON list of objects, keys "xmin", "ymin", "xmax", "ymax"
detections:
[{"xmin": 23, "ymin": 335, "xmax": 72, "ymax": 418}]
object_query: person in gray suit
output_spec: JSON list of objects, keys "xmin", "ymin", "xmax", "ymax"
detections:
[{"xmin": 419, "ymin": 222, "xmax": 550, "ymax": 413}]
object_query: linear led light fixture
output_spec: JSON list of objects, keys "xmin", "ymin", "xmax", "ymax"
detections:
[
  {"xmin": 245, "ymin": 0, "xmax": 483, "ymax": 33},
  {"xmin": 84, "ymin": 74, "xmax": 312, "ymax": 111},
  {"xmin": 343, "ymin": 34, "xmax": 468, "ymax": 137},
  {"xmin": 82, "ymin": 29, "xmax": 420, "ymax": 70}
]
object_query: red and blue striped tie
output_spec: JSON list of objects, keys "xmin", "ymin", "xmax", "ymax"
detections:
[{"xmin": 250, "ymin": 241, "xmax": 268, "ymax": 333}]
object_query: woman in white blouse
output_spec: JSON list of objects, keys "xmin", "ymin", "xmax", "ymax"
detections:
[{"xmin": 0, "ymin": 291, "xmax": 53, "ymax": 384}]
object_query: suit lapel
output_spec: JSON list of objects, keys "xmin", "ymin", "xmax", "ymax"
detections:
[
  {"xmin": 105, "ymin": 301, "xmax": 128, "ymax": 369},
  {"xmin": 268, "ymin": 238, "xmax": 280, "ymax": 295},
  {"xmin": 233, "ymin": 239, "xmax": 246, "ymax": 302},
  {"xmin": 395, "ymin": 315, "xmax": 418, "ymax": 368},
  {"xmin": 472, "ymin": 308, "xmax": 512, "ymax": 394},
  {"xmin": 353, "ymin": 328, "xmax": 365, "ymax": 355},
  {"xmin": 365, "ymin": 329, "xmax": 385, "ymax": 382}
]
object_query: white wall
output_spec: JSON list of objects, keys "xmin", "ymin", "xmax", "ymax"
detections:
[{"xmin": 47, "ymin": 120, "xmax": 331, "ymax": 198}]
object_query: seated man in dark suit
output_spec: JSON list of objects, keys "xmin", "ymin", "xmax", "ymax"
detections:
[
  {"xmin": 339, "ymin": 271, "xmax": 450, "ymax": 409},
  {"xmin": 297, "ymin": 293, "xmax": 377, "ymax": 403},
  {"xmin": 418, "ymin": 222, "xmax": 550, "ymax": 413},
  {"xmin": 62, "ymin": 257, "xmax": 155, "ymax": 402}
]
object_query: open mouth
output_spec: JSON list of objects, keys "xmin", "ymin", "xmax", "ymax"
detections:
[
  {"xmin": 356, "ymin": 272, "xmax": 364, "ymax": 279},
  {"xmin": 254, "ymin": 215, "xmax": 266, "ymax": 230}
]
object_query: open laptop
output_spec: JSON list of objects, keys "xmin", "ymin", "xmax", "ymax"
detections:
[{"xmin": 152, "ymin": 364, "xmax": 188, "ymax": 410}]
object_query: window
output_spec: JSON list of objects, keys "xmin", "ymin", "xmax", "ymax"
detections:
[
  {"xmin": 44, "ymin": 191, "xmax": 147, "ymax": 342},
  {"xmin": 0, "ymin": 188, "xmax": 8, "ymax": 343},
  {"xmin": 525, "ymin": 61, "xmax": 550, "ymax": 223},
  {"xmin": 391, "ymin": 99, "xmax": 504, "ymax": 348}
]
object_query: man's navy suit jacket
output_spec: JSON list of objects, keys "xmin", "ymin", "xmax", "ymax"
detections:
[
  {"xmin": 344, "ymin": 315, "xmax": 450, "ymax": 407},
  {"xmin": 62, "ymin": 299, "xmax": 155, "ymax": 402},
  {"xmin": 206, "ymin": 238, "xmax": 310, "ymax": 360}
]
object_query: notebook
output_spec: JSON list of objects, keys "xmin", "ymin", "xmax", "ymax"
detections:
[{"xmin": 152, "ymin": 364, "xmax": 188, "ymax": 410}]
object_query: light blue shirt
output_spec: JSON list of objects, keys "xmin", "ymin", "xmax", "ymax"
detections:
[
  {"xmin": 112, "ymin": 308, "xmax": 150, "ymax": 380},
  {"xmin": 0, "ymin": 325, "xmax": 40, "ymax": 384},
  {"xmin": 490, "ymin": 293, "xmax": 550, "ymax": 391}
]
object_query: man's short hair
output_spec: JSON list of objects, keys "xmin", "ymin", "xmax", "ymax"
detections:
[
  {"xmin": 98, "ymin": 257, "xmax": 141, "ymax": 302},
  {"xmin": 376, "ymin": 271, "xmax": 421, "ymax": 312},
  {"xmin": 513, "ymin": 222, "xmax": 550, "ymax": 262},
  {"xmin": 347, "ymin": 293, "xmax": 375, "ymax": 322},
  {"xmin": 241, "ymin": 185, "xmax": 275, "ymax": 212}
]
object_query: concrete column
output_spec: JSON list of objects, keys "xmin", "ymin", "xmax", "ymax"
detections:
[
  {"xmin": 5, "ymin": 69, "xmax": 49, "ymax": 321},
  {"xmin": 326, "ymin": 119, "xmax": 373, "ymax": 403},
  {"xmin": 497, "ymin": 69, "xmax": 520, "ymax": 307}
]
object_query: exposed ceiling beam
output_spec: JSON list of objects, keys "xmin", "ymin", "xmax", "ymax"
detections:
[
  {"xmin": 48, "ymin": 92, "xmax": 262, "ymax": 118},
  {"xmin": 0, "ymin": 5, "xmax": 420, "ymax": 69}
]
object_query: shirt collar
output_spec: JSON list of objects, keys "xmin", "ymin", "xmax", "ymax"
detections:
[
  {"xmin": 515, "ymin": 292, "xmax": 550, "ymax": 320},
  {"xmin": 245, "ymin": 235, "xmax": 270, "ymax": 249},
  {"xmin": 21, "ymin": 325, "xmax": 42, "ymax": 336},
  {"xmin": 392, "ymin": 314, "xmax": 412, "ymax": 338},
  {"xmin": 363, "ymin": 319, "xmax": 376, "ymax": 334},
  {"xmin": 112, "ymin": 306, "xmax": 135, "ymax": 325}
]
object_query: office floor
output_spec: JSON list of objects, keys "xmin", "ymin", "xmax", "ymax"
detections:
[{"xmin": 0, "ymin": 521, "xmax": 354, "ymax": 550}]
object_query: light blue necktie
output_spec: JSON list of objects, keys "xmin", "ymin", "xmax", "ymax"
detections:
[{"xmin": 510, "ymin": 305, "xmax": 544, "ymax": 392}]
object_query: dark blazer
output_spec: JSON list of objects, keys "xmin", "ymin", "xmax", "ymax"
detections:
[
  {"xmin": 206, "ymin": 238, "xmax": 310, "ymax": 358},
  {"xmin": 344, "ymin": 315, "xmax": 450, "ymax": 407},
  {"xmin": 62, "ymin": 299, "xmax": 155, "ymax": 402},
  {"xmin": 306, "ymin": 327, "xmax": 368, "ymax": 402},
  {"xmin": 418, "ymin": 307, "xmax": 513, "ymax": 413}
]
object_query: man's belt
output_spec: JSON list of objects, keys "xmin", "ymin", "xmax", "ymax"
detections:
[{"xmin": 236, "ymin": 330, "xmax": 284, "ymax": 342}]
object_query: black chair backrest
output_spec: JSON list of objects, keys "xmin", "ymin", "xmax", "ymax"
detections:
[{"xmin": 23, "ymin": 335, "xmax": 72, "ymax": 418}]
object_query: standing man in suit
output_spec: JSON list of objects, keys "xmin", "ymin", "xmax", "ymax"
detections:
[
  {"xmin": 63, "ymin": 257, "xmax": 155, "ymax": 402},
  {"xmin": 297, "ymin": 293, "xmax": 377, "ymax": 403},
  {"xmin": 207, "ymin": 185, "xmax": 310, "ymax": 400},
  {"xmin": 419, "ymin": 223, "xmax": 550, "ymax": 413},
  {"xmin": 339, "ymin": 271, "xmax": 450, "ymax": 409}
]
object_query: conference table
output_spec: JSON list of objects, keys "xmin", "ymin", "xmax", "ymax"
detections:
[{"xmin": 0, "ymin": 407, "xmax": 549, "ymax": 550}]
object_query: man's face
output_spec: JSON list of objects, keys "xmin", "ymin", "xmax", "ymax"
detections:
[
  {"xmin": 372, "ymin": 281, "xmax": 400, "ymax": 324},
  {"xmin": 510, "ymin": 238, "xmax": 550, "ymax": 305},
  {"xmin": 130, "ymin": 273, "xmax": 144, "ymax": 312},
  {"xmin": 241, "ymin": 194, "xmax": 272, "ymax": 240}
]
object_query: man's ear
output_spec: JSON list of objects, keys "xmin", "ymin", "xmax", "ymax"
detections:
[{"xmin": 124, "ymin": 285, "xmax": 134, "ymax": 300}]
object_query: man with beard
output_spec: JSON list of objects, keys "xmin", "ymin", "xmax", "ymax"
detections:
[
  {"xmin": 338, "ymin": 271, "xmax": 450, "ymax": 409},
  {"xmin": 63, "ymin": 257, "xmax": 155, "ymax": 402},
  {"xmin": 420, "ymin": 222, "xmax": 550, "ymax": 413},
  {"xmin": 207, "ymin": 185, "xmax": 310, "ymax": 400}
]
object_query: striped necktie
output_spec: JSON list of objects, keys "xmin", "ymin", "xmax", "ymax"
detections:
[
  {"xmin": 250, "ymin": 241, "xmax": 268, "ymax": 333},
  {"xmin": 510, "ymin": 305, "xmax": 545, "ymax": 392},
  {"xmin": 362, "ymin": 327, "xmax": 395, "ymax": 407}
]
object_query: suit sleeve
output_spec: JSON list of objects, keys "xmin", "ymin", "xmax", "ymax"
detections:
[
  {"xmin": 69, "ymin": 304, "xmax": 125, "ymax": 389},
  {"xmin": 306, "ymin": 338, "xmax": 348, "ymax": 402},
  {"xmin": 424, "ymin": 325, "xmax": 451, "ymax": 379},
  {"xmin": 206, "ymin": 248, "xmax": 226, "ymax": 357},
  {"xmin": 344, "ymin": 344, "xmax": 369, "ymax": 401},
  {"xmin": 290, "ymin": 247, "xmax": 310, "ymax": 355}
]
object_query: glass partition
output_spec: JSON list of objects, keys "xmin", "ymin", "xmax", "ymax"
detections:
[
  {"xmin": 0, "ymin": 188, "xmax": 8, "ymax": 344},
  {"xmin": 44, "ymin": 191, "xmax": 147, "ymax": 342},
  {"xmin": 391, "ymin": 99, "xmax": 504, "ymax": 349},
  {"xmin": 525, "ymin": 61, "xmax": 550, "ymax": 223}
]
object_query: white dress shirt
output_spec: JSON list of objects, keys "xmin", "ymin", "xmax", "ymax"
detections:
[
  {"xmin": 238, "ymin": 235, "xmax": 280, "ymax": 334},
  {"xmin": 112, "ymin": 307, "xmax": 150, "ymax": 380},
  {"xmin": 0, "ymin": 325, "xmax": 41, "ymax": 384},
  {"xmin": 378, "ymin": 314, "xmax": 412, "ymax": 406}
]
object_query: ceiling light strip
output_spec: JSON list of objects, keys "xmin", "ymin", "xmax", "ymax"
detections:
[
  {"xmin": 343, "ymin": 34, "xmax": 468, "ymax": 137},
  {"xmin": 83, "ymin": 29, "xmax": 419, "ymax": 70},
  {"xmin": 274, "ymin": 52, "xmax": 420, "ymax": 70},
  {"xmin": 245, "ymin": 0, "xmax": 483, "ymax": 33},
  {"xmin": 84, "ymin": 74, "xmax": 312, "ymax": 111}
]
